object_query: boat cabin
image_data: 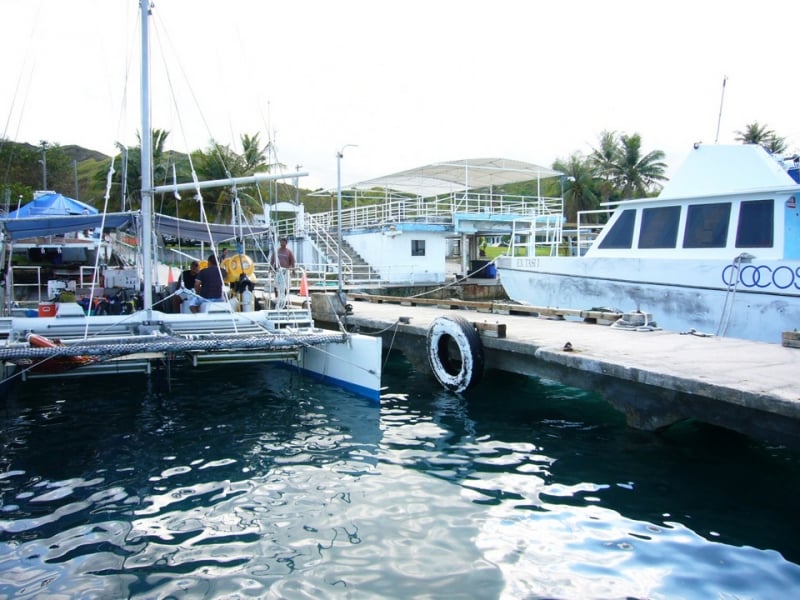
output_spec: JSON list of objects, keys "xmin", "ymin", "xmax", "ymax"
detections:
[{"xmin": 582, "ymin": 145, "xmax": 800, "ymax": 261}]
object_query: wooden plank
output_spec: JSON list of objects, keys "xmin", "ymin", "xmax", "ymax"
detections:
[
  {"xmin": 473, "ymin": 321, "xmax": 507, "ymax": 338},
  {"xmin": 348, "ymin": 293, "xmax": 623, "ymax": 324}
]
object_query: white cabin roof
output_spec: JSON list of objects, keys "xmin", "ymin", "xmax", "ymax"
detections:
[
  {"xmin": 659, "ymin": 144, "xmax": 797, "ymax": 199},
  {"xmin": 321, "ymin": 158, "xmax": 562, "ymax": 199}
]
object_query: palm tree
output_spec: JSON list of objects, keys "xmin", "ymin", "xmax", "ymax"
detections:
[
  {"xmin": 241, "ymin": 132, "xmax": 269, "ymax": 172},
  {"xmin": 191, "ymin": 132, "xmax": 277, "ymax": 223},
  {"xmin": 588, "ymin": 130, "xmax": 620, "ymax": 203},
  {"xmin": 552, "ymin": 153, "xmax": 601, "ymax": 222},
  {"xmin": 735, "ymin": 122, "xmax": 775, "ymax": 145},
  {"xmin": 590, "ymin": 132, "xmax": 667, "ymax": 199},
  {"xmin": 735, "ymin": 121, "xmax": 788, "ymax": 154},
  {"xmin": 613, "ymin": 134, "xmax": 668, "ymax": 199}
]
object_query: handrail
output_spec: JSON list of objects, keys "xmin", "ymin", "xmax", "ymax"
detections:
[{"xmin": 576, "ymin": 209, "xmax": 611, "ymax": 254}]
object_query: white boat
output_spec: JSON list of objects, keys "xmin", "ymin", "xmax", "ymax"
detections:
[
  {"xmin": 0, "ymin": 0, "xmax": 382, "ymax": 398},
  {"xmin": 496, "ymin": 144, "xmax": 800, "ymax": 344}
]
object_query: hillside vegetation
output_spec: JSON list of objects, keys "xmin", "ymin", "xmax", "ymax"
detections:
[{"xmin": 0, "ymin": 139, "xmax": 331, "ymax": 216}]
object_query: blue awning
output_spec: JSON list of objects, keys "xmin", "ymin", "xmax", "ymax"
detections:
[{"xmin": 0, "ymin": 213, "xmax": 136, "ymax": 240}]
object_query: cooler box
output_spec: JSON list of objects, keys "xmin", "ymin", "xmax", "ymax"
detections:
[{"xmin": 38, "ymin": 302, "xmax": 56, "ymax": 317}]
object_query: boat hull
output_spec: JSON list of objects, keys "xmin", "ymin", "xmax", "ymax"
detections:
[
  {"xmin": 298, "ymin": 334, "xmax": 383, "ymax": 401},
  {"xmin": 0, "ymin": 307, "xmax": 383, "ymax": 400},
  {"xmin": 497, "ymin": 256, "xmax": 800, "ymax": 343}
]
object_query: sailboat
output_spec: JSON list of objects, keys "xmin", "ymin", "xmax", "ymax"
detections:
[{"xmin": 0, "ymin": 0, "xmax": 382, "ymax": 399}]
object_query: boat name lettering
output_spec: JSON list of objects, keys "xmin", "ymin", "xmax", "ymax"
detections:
[
  {"xmin": 518, "ymin": 258, "xmax": 540, "ymax": 269},
  {"xmin": 721, "ymin": 264, "xmax": 800, "ymax": 290}
]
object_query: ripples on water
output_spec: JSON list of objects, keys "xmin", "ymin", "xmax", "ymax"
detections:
[{"xmin": 1, "ymin": 356, "xmax": 799, "ymax": 599}]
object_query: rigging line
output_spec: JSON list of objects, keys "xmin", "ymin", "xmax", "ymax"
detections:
[
  {"xmin": 716, "ymin": 254, "xmax": 742, "ymax": 337},
  {"xmin": 1, "ymin": 0, "xmax": 42, "ymax": 148},
  {"xmin": 1, "ymin": 60, "xmax": 37, "ymax": 188},
  {"xmin": 0, "ymin": 55, "xmax": 30, "ymax": 147},
  {"xmin": 382, "ymin": 321, "xmax": 401, "ymax": 372},
  {"xmin": 80, "ymin": 156, "xmax": 119, "ymax": 339},
  {"xmin": 405, "ymin": 257, "xmax": 499, "ymax": 299},
  {"xmin": 150, "ymin": 8, "xmax": 230, "ymax": 178},
  {"xmin": 290, "ymin": 333, "xmax": 377, "ymax": 377},
  {"xmin": 111, "ymin": 0, "xmax": 138, "ymax": 151}
]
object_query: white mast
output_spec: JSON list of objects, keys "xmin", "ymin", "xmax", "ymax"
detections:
[{"xmin": 140, "ymin": 0, "xmax": 154, "ymax": 309}]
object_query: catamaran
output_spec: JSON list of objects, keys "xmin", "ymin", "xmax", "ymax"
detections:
[{"xmin": 0, "ymin": 0, "xmax": 382, "ymax": 398}]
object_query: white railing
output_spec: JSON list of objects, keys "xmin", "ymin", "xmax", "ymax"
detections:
[
  {"xmin": 301, "ymin": 191, "xmax": 562, "ymax": 235},
  {"xmin": 9, "ymin": 265, "xmax": 43, "ymax": 307},
  {"xmin": 576, "ymin": 209, "xmax": 612, "ymax": 255},
  {"xmin": 272, "ymin": 190, "xmax": 565, "ymax": 280}
]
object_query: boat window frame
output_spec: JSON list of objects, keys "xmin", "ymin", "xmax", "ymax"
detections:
[
  {"xmin": 736, "ymin": 199, "xmax": 774, "ymax": 248},
  {"xmin": 683, "ymin": 202, "xmax": 731, "ymax": 248},
  {"xmin": 411, "ymin": 239, "xmax": 426, "ymax": 257},
  {"xmin": 597, "ymin": 209, "xmax": 636, "ymax": 250},
  {"xmin": 638, "ymin": 206, "xmax": 681, "ymax": 249}
]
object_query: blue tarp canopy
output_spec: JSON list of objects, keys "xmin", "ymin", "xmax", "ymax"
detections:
[
  {"xmin": 0, "ymin": 192, "xmax": 135, "ymax": 239},
  {"xmin": 6, "ymin": 192, "xmax": 99, "ymax": 218},
  {"xmin": 154, "ymin": 213, "xmax": 269, "ymax": 244},
  {"xmin": 0, "ymin": 212, "xmax": 136, "ymax": 240}
]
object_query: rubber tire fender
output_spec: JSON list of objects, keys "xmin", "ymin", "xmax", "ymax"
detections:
[{"xmin": 426, "ymin": 315, "xmax": 484, "ymax": 392}]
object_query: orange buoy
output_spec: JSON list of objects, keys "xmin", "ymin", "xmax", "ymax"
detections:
[{"xmin": 27, "ymin": 333, "xmax": 96, "ymax": 373}]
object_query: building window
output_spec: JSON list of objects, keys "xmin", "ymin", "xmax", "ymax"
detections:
[
  {"xmin": 639, "ymin": 206, "xmax": 680, "ymax": 249},
  {"xmin": 736, "ymin": 199, "xmax": 774, "ymax": 248},
  {"xmin": 684, "ymin": 202, "xmax": 731, "ymax": 248},
  {"xmin": 411, "ymin": 239, "xmax": 426, "ymax": 256}
]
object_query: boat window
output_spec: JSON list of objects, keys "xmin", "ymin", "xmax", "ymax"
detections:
[
  {"xmin": 598, "ymin": 209, "xmax": 635, "ymax": 249},
  {"xmin": 736, "ymin": 199, "xmax": 774, "ymax": 248},
  {"xmin": 411, "ymin": 239, "xmax": 426, "ymax": 256},
  {"xmin": 639, "ymin": 206, "xmax": 680, "ymax": 248},
  {"xmin": 683, "ymin": 203, "xmax": 731, "ymax": 248}
]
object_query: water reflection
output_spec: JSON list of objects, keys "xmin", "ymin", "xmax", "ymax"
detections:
[{"xmin": 0, "ymin": 357, "xmax": 798, "ymax": 598}]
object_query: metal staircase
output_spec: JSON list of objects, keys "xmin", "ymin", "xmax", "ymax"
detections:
[{"xmin": 303, "ymin": 213, "xmax": 381, "ymax": 284}]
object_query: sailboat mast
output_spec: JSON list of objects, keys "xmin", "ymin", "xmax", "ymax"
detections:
[{"xmin": 139, "ymin": 0, "xmax": 154, "ymax": 309}]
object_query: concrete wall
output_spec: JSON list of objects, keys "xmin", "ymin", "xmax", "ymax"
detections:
[{"xmin": 345, "ymin": 231, "xmax": 447, "ymax": 284}]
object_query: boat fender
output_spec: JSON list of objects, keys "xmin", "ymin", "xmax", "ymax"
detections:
[
  {"xmin": 27, "ymin": 333, "xmax": 96, "ymax": 372},
  {"xmin": 426, "ymin": 315, "xmax": 484, "ymax": 393},
  {"xmin": 28, "ymin": 333, "xmax": 60, "ymax": 348}
]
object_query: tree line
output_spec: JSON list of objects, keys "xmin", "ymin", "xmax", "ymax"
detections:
[
  {"xmin": 1, "ymin": 121, "xmax": 792, "ymax": 222},
  {"xmin": 546, "ymin": 122, "xmax": 791, "ymax": 222}
]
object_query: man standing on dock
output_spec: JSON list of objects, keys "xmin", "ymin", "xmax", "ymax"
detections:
[
  {"xmin": 275, "ymin": 237, "xmax": 295, "ymax": 269},
  {"xmin": 272, "ymin": 237, "xmax": 296, "ymax": 298}
]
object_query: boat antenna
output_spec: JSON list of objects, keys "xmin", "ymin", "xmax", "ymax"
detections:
[{"xmin": 714, "ymin": 75, "xmax": 727, "ymax": 144}]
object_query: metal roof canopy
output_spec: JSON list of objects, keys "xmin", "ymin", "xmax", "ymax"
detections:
[{"xmin": 319, "ymin": 157, "xmax": 563, "ymax": 199}]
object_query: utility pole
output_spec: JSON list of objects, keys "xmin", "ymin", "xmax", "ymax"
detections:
[
  {"xmin": 336, "ymin": 144, "xmax": 358, "ymax": 295},
  {"xmin": 39, "ymin": 141, "xmax": 48, "ymax": 190}
]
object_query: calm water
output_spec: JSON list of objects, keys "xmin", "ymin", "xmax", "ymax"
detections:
[{"xmin": 1, "ymin": 355, "xmax": 799, "ymax": 599}]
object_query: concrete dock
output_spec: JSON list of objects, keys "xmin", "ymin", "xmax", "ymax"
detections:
[{"xmin": 311, "ymin": 293, "xmax": 800, "ymax": 446}]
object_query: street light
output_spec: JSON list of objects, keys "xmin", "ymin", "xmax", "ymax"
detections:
[{"xmin": 336, "ymin": 144, "xmax": 358, "ymax": 295}]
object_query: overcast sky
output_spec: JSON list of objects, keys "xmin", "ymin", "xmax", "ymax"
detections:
[{"xmin": 2, "ymin": 0, "xmax": 799, "ymax": 191}]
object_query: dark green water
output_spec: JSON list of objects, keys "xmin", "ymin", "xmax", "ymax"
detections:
[{"xmin": 1, "ymin": 354, "xmax": 799, "ymax": 599}]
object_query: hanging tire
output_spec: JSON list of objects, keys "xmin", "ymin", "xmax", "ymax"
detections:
[{"xmin": 427, "ymin": 315, "xmax": 484, "ymax": 393}]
